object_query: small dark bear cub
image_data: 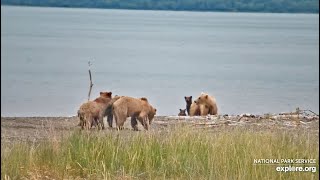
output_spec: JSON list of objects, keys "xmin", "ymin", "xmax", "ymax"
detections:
[
  {"xmin": 184, "ymin": 96, "xmax": 192, "ymax": 116},
  {"xmin": 178, "ymin": 109, "xmax": 187, "ymax": 116}
]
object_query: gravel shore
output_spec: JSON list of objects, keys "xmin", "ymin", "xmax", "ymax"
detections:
[{"xmin": 1, "ymin": 113, "xmax": 319, "ymax": 144}]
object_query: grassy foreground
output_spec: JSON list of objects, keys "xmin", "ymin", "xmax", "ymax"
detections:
[{"xmin": 1, "ymin": 125, "xmax": 319, "ymax": 179}]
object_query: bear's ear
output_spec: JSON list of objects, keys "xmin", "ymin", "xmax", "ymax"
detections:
[
  {"xmin": 140, "ymin": 97, "xmax": 148, "ymax": 102},
  {"xmin": 184, "ymin": 96, "xmax": 187, "ymax": 99},
  {"xmin": 205, "ymin": 95, "xmax": 208, "ymax": 99},
  {"xmin": 190, "ymin": 96, "xmax": 192, "ymax": 99},
  {"xmin": 100, "ymin": 92, "xmax": 103, "ymax": 95},
  {"xmin": 154, "ymin": 108, "xmax": 157, "ymax": 112},
  {"xmin": 107, "ymin": 92, "xmax": 112, "ymax": 97},
  {"xmin": 179, "ymin": 109, "xmax": 182, "ymax": 111}
]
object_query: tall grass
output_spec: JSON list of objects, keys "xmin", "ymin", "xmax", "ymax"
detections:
[{"xmin": 1, "ymin": 125, "xmax": 319, "ymax": 179}]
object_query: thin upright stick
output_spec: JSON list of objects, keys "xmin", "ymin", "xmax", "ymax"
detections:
[{"xmin": 88, "ymin": 61, "xmax": 93, "ymax": 101}]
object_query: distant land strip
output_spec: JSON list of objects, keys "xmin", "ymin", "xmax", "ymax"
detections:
[{"xmin": 1, "ymin": 0, "xmax": 319, "ymax": 13}]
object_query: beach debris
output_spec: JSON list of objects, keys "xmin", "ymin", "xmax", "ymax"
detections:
[{"xmin": 152, "ymin": 108, "xmax": 318, "ymax": 130}]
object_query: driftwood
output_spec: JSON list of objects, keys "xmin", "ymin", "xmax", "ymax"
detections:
[
  {"xmin": 300, "ymin": 109, "xmax": 319, "ymax": 116},
  {"xmin": 281, "ymin": 108, "xmax": 319, "ymax": 117},
  {"xmin": 193, "ymin": 122, "xmax": 218, "ymax": 126},
  {"xmin": 87, "ymin": 61, "xmax": 93, "ymax": 101}
]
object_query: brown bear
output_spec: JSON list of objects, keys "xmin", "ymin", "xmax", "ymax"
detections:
[
  {"xmin": 131, "ymin": 97, "xmax": 157, "ymax": 131},
  {"xmin": 178, "ymin": 109, "xmax": 187, "ymax": 116},
  {"xmin": 184, "ymin": 96, "xmax": 192, "ymax": 116},
  {"xmin": 194, "ymin": 92, "xmax": 218, "ymax": 115},
  {"xmin": 112, "ymin": 96, "xmax": 156, "ymax": 131},
  {"xmin": 78, "ymin": 91, "xmax": 112, "ymax": 130},
  {"xmin": 78, "ymin": 101, "xmax": 102, "ymax": 129},
  {"xmin": 189, "ymin": 101, "xmax": 209, "ymax": 116}
]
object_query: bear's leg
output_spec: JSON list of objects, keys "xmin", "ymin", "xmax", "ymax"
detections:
[
  {"xmin": 113, "ymin": 106, "xmax": 121, "ymax": 131},
  {"xmin": 114, "ymin": 112, "xmax": 124, "ymax": 131},
  {"xmin": 83, "ymin": 114, "xmax": 90, "ymax": 130},
  {"xmin": 199, "ymin": 106, "xmax": 206, "ymax": 116},
  {"xmin": 85, "ymin": 119, "xmax": 91, "ymax": 130},
  {"xmin": 91, "ymin": 118, "xmax": 97, "ymax": 128},
  {"xmin": 144, "ymin": 117, "xmax": 150, "ymax": 130},
  {"xmin": 131, "ymin": 116, "xmax": 139, "ymax": 131},
  {"xmin": 199, "ymin": 109, "xmax": 204, "ymax": 116},
  {"xmin": 81, "ymin": 120, "xmax": 85, "ymax": 130},
  {"xmin": 113, "ymin": 113, "xmax": 121, "ymax": 131},
  {"xmin": 186, "ymin": 105, "xmax": 191, "ymax": 116},
  {"xmin": 118, "ymin": 117, "xmax": 126, "ymax": 130},
  {"xmin": 137, "ymin": 113, "xmax": 149, "ymax": 131},
  {"xmin": 88, "ymin": 116, "xmax": 95, "ymax": 130},
  {"xmin": 79, "ymin": 117, "xmax": 83, "ymax": 128},
  {"xmin": 208, "ymin": 107, "xmax": 213, "ymax": 115},
  {"xmin": 119, "ymin": 109, "xmax": 128, "ymax": 130},
  {"xmin": 96, "ymin": 111, "xmax": 105, "ymax": 130},
  {"xmin": 97, "ymin": 116, "xmax": 105, "ymax": 130},
  {"xmin": 107, "ymin": 113, "xmax": 113, "ymax": 128},
  {"xmin": 78, "ymin": 115, "xmax": 82, "ymax": 126},
  {"xmin": 78, "ymin": 113, "xmax": 85, "ymax": 128}
]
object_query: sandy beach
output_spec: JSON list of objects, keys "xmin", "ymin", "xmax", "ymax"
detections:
[{"xmin": 2, "ymin": 113, "xmax": 319, "ymax": 145}]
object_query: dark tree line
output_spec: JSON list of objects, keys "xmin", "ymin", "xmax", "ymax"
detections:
[{"xmin": 1, "ymin": 0, "xmax": 319, "ymax": 13}]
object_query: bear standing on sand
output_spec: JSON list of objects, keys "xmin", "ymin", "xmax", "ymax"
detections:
[
  {"xmin": 112, "ymin": 96, "xmax": 157, "ymax": 131},
  {"xmin": 78, "ymin": 91, "xmax": 112, "ymax": 130},
  {"xmin": 194, "ymin": 92, "xmax": 218, "ymax": 115}
]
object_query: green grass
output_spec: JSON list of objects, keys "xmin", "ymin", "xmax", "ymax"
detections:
[{"xmin": 1, "ymin": 125, "xmax": 319, "ymax": 179}]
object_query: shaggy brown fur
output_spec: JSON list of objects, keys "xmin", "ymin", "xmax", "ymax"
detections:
[
  {"xmin": 78, "ymin": 91, "xmax": 112, "ymax": 130},
  {"xmin": 189, "ymin": 101, "xmax": 209, "ymax": 116},
  {"xmin": 189, "ymin": 101, "xmax": 200, "ymax": 116},
  {"xmin": 200, "ymin": 104, "xmax": 209, "ymax": 116},
  {"xmin": 195, "ymin": 92, "xmax": 218, "ymax": 115},
  {"xmin": 112, "ymin": 96, "xmax": 156, "ymax": 131}
]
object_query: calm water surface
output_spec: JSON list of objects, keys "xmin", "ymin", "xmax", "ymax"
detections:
[{"xmin": 1, "ymin": 5, "xmax": 319, "ymax": 116}]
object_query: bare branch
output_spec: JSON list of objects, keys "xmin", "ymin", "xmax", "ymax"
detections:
[
  {"xmin": 87, "ymin": 61, "xmax": 93, "ymax": 101},
  {"xmin": 302, "ymin": 109, "xmax": 319, "ymax": 116}
]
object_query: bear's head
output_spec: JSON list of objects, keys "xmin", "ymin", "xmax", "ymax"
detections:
[
  {"xmin": 100, "ymin": 91, "xmax": 112, "ymax": 98},
  {"xmin": 148, "ymin": 106, "xmax": 157, "ymax": 124},
  {"xmin": 194, "ymin": 93, "xmax": 209, "ymax": 105},
  {"xmin": 178, "ymin": 109, "xmax": 186, "ymax": 116},
  {"xmin": 184, "ymin": 96, "xmax": 192, "ymax": 105}
]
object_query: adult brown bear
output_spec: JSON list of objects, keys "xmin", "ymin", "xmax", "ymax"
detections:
[
  {"xmin": 78, "ymin": 91, "xmax": 112, "ymax": 130},
  {"xmin": 194, "ymin": 92, "xmax": 218, "ymax": 115},
  {"xmin": 112, "ymin": 96, "xmax": 156, "ymax": 131}
]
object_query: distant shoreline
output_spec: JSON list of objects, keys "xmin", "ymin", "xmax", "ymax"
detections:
[{"xmin": 1, "ymin": 4, "xmax": 318, "ymax": 14}]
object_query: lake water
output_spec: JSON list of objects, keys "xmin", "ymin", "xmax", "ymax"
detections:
[{"xmin": 1, "ymin": 5, "xmax": 319, "ymax": 116}]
